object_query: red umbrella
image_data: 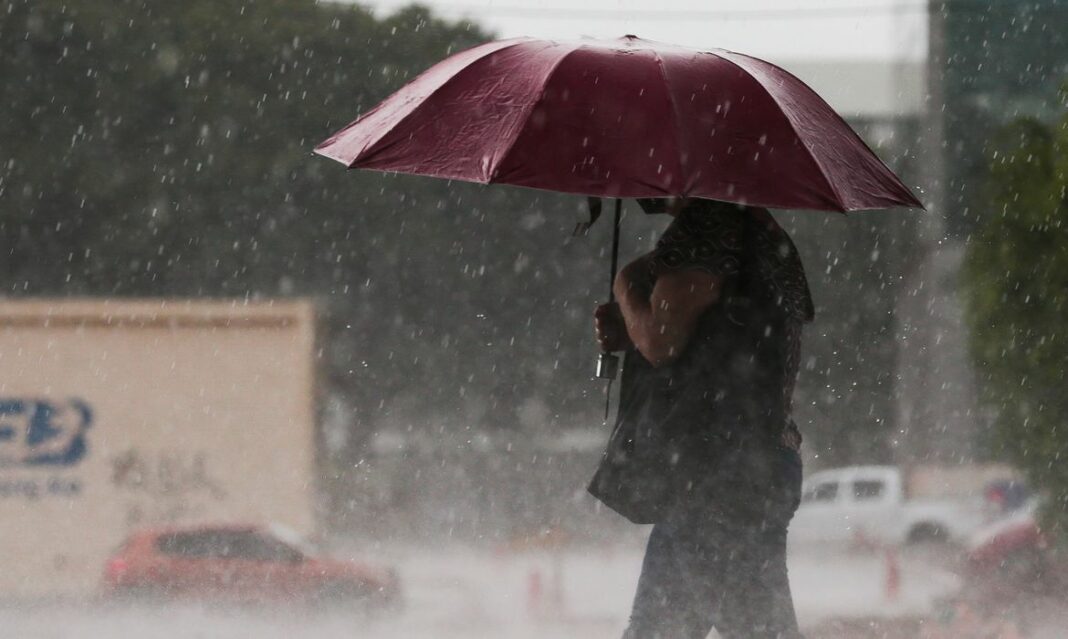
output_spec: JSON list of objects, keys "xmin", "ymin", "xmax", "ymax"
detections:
[{"xmin": 315, "ymin": 35, "xmax": 922, "ymax": 212}]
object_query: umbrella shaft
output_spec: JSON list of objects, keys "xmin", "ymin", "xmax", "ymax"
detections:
[
  {"xmin": 596, "ymin": 199, "xmax": 623, "ymax": 390},
  {"xmin": 608, "ymin": 198, "xmax": 622, "ymax": 304}
]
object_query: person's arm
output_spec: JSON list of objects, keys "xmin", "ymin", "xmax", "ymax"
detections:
[{"xmin": 614, "ymin": 260, "xmax": 724, "ymax": 367}]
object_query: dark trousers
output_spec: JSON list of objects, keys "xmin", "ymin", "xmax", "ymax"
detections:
[{"xmin": 622, "ymin": 448, "xmax": 804, "ymax": 639}]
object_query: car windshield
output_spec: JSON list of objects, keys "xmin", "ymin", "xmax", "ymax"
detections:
[
  {"xmin": 267, "ymin": 523, "xmax": 317, "ymax": 557},
  {"xmin": 156, "ymin": 530, "xmax": 303, "ymax": 562}
]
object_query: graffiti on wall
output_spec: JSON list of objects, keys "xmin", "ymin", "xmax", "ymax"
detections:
[{"xmin": 110, "ymin": 448, "xmax": 228, "ymax": 525}]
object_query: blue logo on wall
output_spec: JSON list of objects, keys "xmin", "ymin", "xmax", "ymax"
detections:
[{"xmin": 0, "ymin": 399, "xmax": 93, "ymax": 466}]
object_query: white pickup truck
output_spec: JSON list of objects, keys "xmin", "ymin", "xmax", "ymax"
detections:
[{"xmin": 789, "ymin": 465, "xmax": 999, "ymax": 547}]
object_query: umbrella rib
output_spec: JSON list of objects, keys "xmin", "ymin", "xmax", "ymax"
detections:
[
  {"xmin": 487, "ymin": 45, "xmax": 582, "ymax": 184},
  {"xmin": 331, "ymin": 39, "xmax": 537, "ymax": 169},
  {"xmin": 712, "ymin": 53, "xmax": 846, "ymax": 211},
  {"xmin": 649, "ymin": 49, "xmax": 688, "ymax": 196},
  {"xmin": 723, "ymin": 52, "xmax": 923, "ymax": 210}
]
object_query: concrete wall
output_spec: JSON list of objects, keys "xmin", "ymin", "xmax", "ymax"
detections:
[{"xmin": 0, "ymin": 299, "xmax": 316, "ymax": 597}]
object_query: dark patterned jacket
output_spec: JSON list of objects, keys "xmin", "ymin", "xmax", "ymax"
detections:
[
  {"xmin": 588, "ymin": 201, "xmax": 813, "ymax": 522},
  {"xmin": 648, "ymin": 202, "xmax": 814, "ymax": 448}
]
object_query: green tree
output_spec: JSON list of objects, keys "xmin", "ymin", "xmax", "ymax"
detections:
[
  {"xmin": 937, "ymin": 0, "xmax": 1068, "ymax": 239},
  {"xmin": 0, "ymin": 0, "xmax": 606, "ymax": 454},
  {"xmin": 962, "ymin": 97, "xmax": 1068, "ymax": 534}
]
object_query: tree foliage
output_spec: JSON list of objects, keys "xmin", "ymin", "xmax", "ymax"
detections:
[
  {"xmin": 0, "ymin": 0, "xmax": 629, "ymax": 468},
  {"xmin": 939, "ymin": 1, "xmax": 1068, "ymax": 239},
  {"xmin": 962, "ymin": 96, "xmax": 1068, "ymax": 533}
]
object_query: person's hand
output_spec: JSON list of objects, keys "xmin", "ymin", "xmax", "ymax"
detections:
[{"xmin": 594, "ymin": 302, "xmax": 631, "ymax": 352}]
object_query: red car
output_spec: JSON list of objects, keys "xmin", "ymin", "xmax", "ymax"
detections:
[
  {"xmin": 963, "ymin": 500, "xmax": 1054, "ymax": 601},
  {"xmin": 103, "ymin": 524, "xmax": 400, "ymax": 606},
  {"xmin": 968, "ymin": 507, "xmax": 1045, "ymax": 572}
]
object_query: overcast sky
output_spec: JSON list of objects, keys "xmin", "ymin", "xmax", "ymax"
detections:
[{"xmin": 359, "ymin": 0, "xmax": 929, "ymax": 62}]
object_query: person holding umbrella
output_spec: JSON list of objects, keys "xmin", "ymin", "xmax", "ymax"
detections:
[
  {"xmin": 315, "ymin": 34, "xmax": 922, "ymax": 638},
  {"xmin": 593, "ymin": 196, "xmax": 812, "ymax": 638}
]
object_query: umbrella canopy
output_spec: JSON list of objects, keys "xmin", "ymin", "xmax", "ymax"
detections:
[{"xmin": 315, "ymin": 35, "xmax": 922, "ymax": 212}]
